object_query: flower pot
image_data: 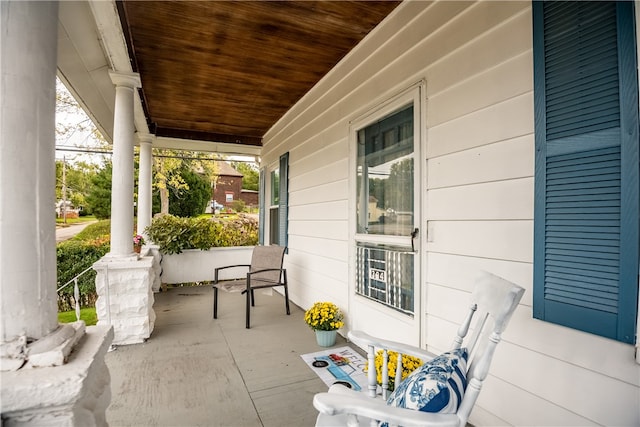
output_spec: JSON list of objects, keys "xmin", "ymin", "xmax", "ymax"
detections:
[
  {"xmin": 134, "ymin": 245, "xmax": 141, "ymax": 254},
  {"xmin": 315, "ymin": 329, "xmax": 337, "ymax": 347}
]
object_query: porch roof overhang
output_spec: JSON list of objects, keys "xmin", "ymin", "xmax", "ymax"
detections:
[{"xmin": 57, "ymin": 0, "xmax": 401, "ymax": 156}]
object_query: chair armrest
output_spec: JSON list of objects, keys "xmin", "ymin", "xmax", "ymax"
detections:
[
  {"xmin": 348, "ymin": 330, "xmax": 436, "ymax": 360},
  {"xmin": 313, "ymin": 390, "xmax": 461, "ymax": 427},
  {"xmin": 247, "ymin": 267, "xmax": 285, "ymax": 276},
  {"xmin": 246, "ymin": 268, "xmax": 286, "ymax": 288},
  {"xmin": 214, "ymin": 264, "xmax": 250, "ymax": 283}
]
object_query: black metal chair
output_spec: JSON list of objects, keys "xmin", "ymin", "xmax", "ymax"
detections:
[{"xmin": 213, "ymin": 245, "xmax": 290, "ymax": 328}]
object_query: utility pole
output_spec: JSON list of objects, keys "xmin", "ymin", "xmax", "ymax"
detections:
[{"xmin": 62, "ymin": 155, "xmax": 67, "ymax": 224}]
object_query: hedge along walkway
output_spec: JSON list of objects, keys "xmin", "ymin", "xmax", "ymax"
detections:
[{"xmin": 105, "ymin": 285, "xmax": 347, "ymax": 426}]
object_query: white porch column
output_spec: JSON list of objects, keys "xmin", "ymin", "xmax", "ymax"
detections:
[
  {"xmin": 93, "ymin": 72, "xmax": 155, "ymax": 345},
  {"xmin": 135, "ymin": 133, "xmax": 163, "ymax": 293},
  {"xmin": 136, "ymin": 132, "xmax": 154, "ymax": 239},
  {"xmin": 1, "ymin": 3, "xmax": 112, "ymax": 425},
  {"xmin": 108, "ymin": 71, "xmax": 140, "ymax": 259},
  {"xmin": 0, "ymin": 0, "xmax": 58, "ymax": 353}
]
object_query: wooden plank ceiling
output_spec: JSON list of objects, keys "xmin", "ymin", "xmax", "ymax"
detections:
[{"xmin": 118, "ymin": 1, "xmax": 401, "ymax": 147}]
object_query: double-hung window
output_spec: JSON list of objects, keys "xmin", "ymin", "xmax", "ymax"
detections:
[
  {"xmin": 533, "ymin": 1, "xmax": 639, "ymax": 343},
  {"xmin": 259, "ymin": 152, "xmax": 289, "ymax": 247},
  {"xmin": 269, "ymin": 168, "xmax": 280, "ymax": 244}
]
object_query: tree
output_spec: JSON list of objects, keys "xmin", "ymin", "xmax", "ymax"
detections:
[
  {"xmin": 387, "ymin": 158, "xmax": 413, "ymax": 212},
  {"xmin": 168, "ymin": 168, "xmax": 211, "ymax": 217},
  {"xmin": 368, "ymin": 178, "xmax": 386, "ymax": 209},
  {"xmin": 152, "ymin": 149, "xmax": 219, "ymax": 215},
  {"xmin": 56, "ymin": 160, "xmax": 99, "ymax": 214},
  {"xmin": 153, "ymin": 151, "xmax": 186, "ymax": 215},
  {"xmin": 232, "ymin": 161, "xmax": 259, "ymax": 191},
  {"xmin": 85, "ymin": 161, "xmax": 112, "ymax": 219},
  {"xmin": 56, "ymin": 77, "xmax": 110, "ymax": 217}
]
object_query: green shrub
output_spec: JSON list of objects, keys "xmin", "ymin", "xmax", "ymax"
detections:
[
  {"xmin": 214, "ymin": 214, "xmax": 258, "ymax": 247},
  {"xmin": 231, "ymin": 199, "xmax": 246, "ymax": 213},
  {"xmin": 145, "ymin": 214, "xmax": 258, "ymax": 254},
  {"xmin": 57, "ymin": 239, "xmax": 109, "ymax": 311},
  {"xmin": 57, "ymin": 220, "xmax": 110, "ymax": 311}
]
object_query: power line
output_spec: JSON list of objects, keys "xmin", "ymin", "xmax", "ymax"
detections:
[
  {"xmin": 56, "ymin": 146, "xmax": 111, "ymax": 155},
  {"xmin": 54, "ymin": 146, "xmax": 257, "ymax": 163}
]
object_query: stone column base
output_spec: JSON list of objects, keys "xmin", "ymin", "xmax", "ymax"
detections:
[
  {"xmin": 146, "ymin": 245, "xmax": 163, "ymax": 293},
  {"xmin": 93, "ymin": 257, "xmax": 155, "ymax": 345},
  {"xmin": 0, "ymin": 326, "xmax": 113, "ymax": 427}
]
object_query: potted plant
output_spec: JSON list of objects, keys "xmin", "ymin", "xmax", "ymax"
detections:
[
  {"xmin": 304, "ymin": 302, "xmax": 344, "ymax": 347},
  {"xmin": 133, "ymin": 234, "xmax": 145, "ymax": 254}
]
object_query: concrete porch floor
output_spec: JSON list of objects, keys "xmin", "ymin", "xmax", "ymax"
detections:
[{"xmin": 105, "ymin": 285, "xmax": 350, "ymax": 427}]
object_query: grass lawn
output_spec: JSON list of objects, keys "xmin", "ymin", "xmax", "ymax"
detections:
[
  {"xmin": 58, "ymin": 307, "xmax": 98, "ymax": 326},
  {"xmin": 56, "ymin": 215, "xmax": 97, "ymax": 225}
]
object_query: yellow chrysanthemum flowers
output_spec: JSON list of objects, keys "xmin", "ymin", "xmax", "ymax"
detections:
[
  {"xmin": 304, "ymin": 302, "xmax": 344, "ymax": 331},
  {"xmin": 364, "ymin": 350, "xmax": 423, "ymax": 391}
]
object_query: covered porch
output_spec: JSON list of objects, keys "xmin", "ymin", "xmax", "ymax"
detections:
[
  {"xmin": 2, "ymin": 1, "xmax": 639, "ymax": 426},
  {"xmin": 105, "ymin": 285, "xmax": 342, "ymax": 426},
  {"xmin": 2, "ymin": 1, "xmax": 395, "ymax": 424}
]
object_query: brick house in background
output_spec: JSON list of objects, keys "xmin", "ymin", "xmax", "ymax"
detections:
[
  {"xmin": 212, "ymin": 162, "xmax": 259, "ymax": 209},
  {"xmin": 239, "ymin": 189, "xmax": 258, "ymax": 207},
  {"xmin": 213, "ymin": 162, "xmax": 243, "ymax": 207}
]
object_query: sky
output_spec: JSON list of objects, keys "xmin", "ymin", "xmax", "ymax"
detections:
[{"xmin": 55, "ymin": 77, "xmax": 110, "ymax": 165}]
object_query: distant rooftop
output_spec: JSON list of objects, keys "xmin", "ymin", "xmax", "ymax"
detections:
[{"xmin": 217, "ymin": 162, "xmax": 243, "ymax": 177}]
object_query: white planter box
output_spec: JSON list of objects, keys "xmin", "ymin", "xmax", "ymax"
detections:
[{"xmin": 160, "ymin": 246, "xmax": 254, "ymax": 284}]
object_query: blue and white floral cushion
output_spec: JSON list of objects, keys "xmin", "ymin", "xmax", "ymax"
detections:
[{"xmin": 385, "ymin": 348, "xmax": 469, "ymax": 413}]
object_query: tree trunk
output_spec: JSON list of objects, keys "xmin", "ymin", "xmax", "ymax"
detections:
[
  {"xmin": 160, "ymin": 187, "xmax": 169, "ymax": 214},
  {"xmin": 156, "ymin": 158, "xmax": 170, "ymax": 214}
]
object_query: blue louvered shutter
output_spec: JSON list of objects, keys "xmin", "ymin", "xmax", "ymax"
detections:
[
  {"xmin": 533, "ymin": 1, "xmax": 639, "ymax": 343},
  {"xmin": 258, "ymin": 167, "xmax": 265, "ymax": 245},
  {"xmin": 278, "ymin": 153, "xmax": 289, "ymax": 251}
]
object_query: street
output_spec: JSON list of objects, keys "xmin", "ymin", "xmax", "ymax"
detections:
[{"xmin": 55, "ymin": 221, "xmax": 96, "ymax": 243}]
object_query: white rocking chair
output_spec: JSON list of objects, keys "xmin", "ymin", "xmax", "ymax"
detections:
[{"xmin": 313, "ymin": 271, "xmax": 525, "ymax": 427}]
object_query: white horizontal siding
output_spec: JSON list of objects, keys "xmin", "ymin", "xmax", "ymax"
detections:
[
  {"xmin": 426, "ymin": 220, "xmax": 533, "ymax": 263},
  {"xmin": 288, "ymin": 159, "xmax": 348, "ymax": 196},
  {"xmin": 427, "ymin": 178, "xmax": 533, "ymax": 221},
  {"xmin": 428, "ymin": 52, "xmax": 532, "ymax": 127},
  {"xmin": 477, "ymin": 375, "xmax": 598, "ymax": 426},
  {"xmin": 261, "ymin": 1, "xmax": 639, "ymax": 426},
  {"xmin": 427, "ymin": 93, "xmax": 534, "ymax": 158},
  {"xmin": 493, "ymin": 342, "xmax": 639, "ymax": 426},
  {"xmin": 427, "ymin": 135, "xmax": 534, "ymax": 189},
  {"xmin": 287, "ymin": 220, "xmax": 347, "ymax": 242},
  {"xmin": 289, "ymin": 180, "xmax": 348, "ymax": 206},
  {"xmin": 285, "ymin": 249, "xmax": 348, "ymax": 285},
  {"xmin": 427, "ymin": 7, "xmax": 533, "ymax": 97},
  {"xmin": 290, "ymin": 139, "xmax": 348, "ymax": 186},
  {"xmin": 426, "ymin": 252, "xmax": 533, "ymax": 308},
  {"xmin": 284, "ymin": 250, "xmax": 349, "ymax": 318},
  {"xmin": 287, "ymin": 235, "xmax": 347, "ymax": 262},
  {"xmin": 288, "ymin": 200, "xmax": 348, "ymax": 222},
  {"xmin": 426, "ymin": 252, "xmax": 533, "ymax": 306}
]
